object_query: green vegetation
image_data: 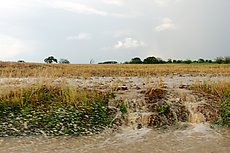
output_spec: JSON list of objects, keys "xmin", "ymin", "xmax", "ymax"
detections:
[
  {"xmin": 0, "ymin": 82, "xmax": 116, "ymax": 136},
  {"xmin": 125, "ymin": 56, "xmax": 230, "ymax": 64},
  {"xmin": 59, "ymin": 58, "xmax": 70, "ymax": 64},
  {"xmin": 118, "ymin": 102, "xmax": 127, "ymax": 114},
  {"xmin": 44, "ymin": 56, "xmax": 58, "ymax": 64}
]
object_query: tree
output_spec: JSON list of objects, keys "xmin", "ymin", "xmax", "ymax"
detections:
[
  {"xmin": 17, "ymin": 60, "xmax": 25, "ymax": 63},
  {"xmin": 183, "ymin": 59, "xmax": 192, "ymax": 64},
  {"xmin": 44, "ymin": 56, "xmax": 58, "ymax": 64},
  {"xmin": 130, "ymin": 57, "xmax": 142, "ymax": 64},
  {"xmin": 143, "ymin": 56, "xmax": 158, "ymax": 64},
  {"xmin": 59, "ymin": 58, "xmax": 70, "ymax": 64},
  {"xmin": 198, "ymin": 58, "xmax": 205, "ymax": 63},
  {"xmin": 167, "ymin": 59, "xmax": 172, "ymax": 63},
  {"xmin": 215, "ymin": 57, "xmax": 224, "ymax": 64},
  {"xmin": 224, "ymin": 56, "xmax": 230, "ymax": 64},
  {"xmin": 156, "ymin": 57, "xmax": 166, "ymax": 64}
]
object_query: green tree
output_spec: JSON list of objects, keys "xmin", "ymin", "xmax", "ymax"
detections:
[
  {"xmin": 59, "ymin": 58, "xmax": 70, "ymax": 64},
  {"xmin": 143, "ymin": 56, "xmax": 158, "ymax": 64},
  {"xmin": 44, "ymin": 56, "xmax": 58, "ymax": 64},
  {"xmin": 224, "ymin": 56, "xmax": 230, "ymax": 64},
  {"xmin": 167, "ymin": 59, "xmax": 172, "ymax": 63},
  {"xmin": 198, "ymin": 58, "xmax": 205, "ymax": 63},
  {"xmin": 215, "ymin": 57, "xmax": 224, "ymax": 64},
  {"xmin": 130, "ymin": 57, "xmax": 142, "ymax": 64},
  {"xmin": 183, "ymin": 59, "xmax": 192, "ymax": 64}
]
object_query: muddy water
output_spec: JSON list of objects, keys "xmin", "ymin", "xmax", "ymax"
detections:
[
  {"xmin": 0, "ymin": 124, "xmax": 229, "ymax": 153},
  {"xmin": 1, "ymin": 76, "xmax": 230, "ymax": 152}
]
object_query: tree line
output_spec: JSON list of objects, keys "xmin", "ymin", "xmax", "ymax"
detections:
[
  {"xmin": 124, "ymin": 56, "xmax": 230, "ymax": 64},
  {"xmin": 15, "ymin": 55, "xmax": 230, "ymax": 64}
]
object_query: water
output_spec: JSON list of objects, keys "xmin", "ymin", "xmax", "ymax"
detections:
[
  {"xmin": 1, "ymin": 76, "xmax": 229, "ymax": 152},
  {"xmin": 0, "ymin": 124, "xmax": 229, "ymax": 153}
]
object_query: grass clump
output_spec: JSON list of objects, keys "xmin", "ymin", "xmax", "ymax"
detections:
[
  {"xmin": 191, "ymin": 80, "xmax": 230, "ymax": 127},
  {"xmin": 118, "ymin": 102, "xmax": 127, "ymax": 114},
  {"xmin": 0, "ymin": 82, "xmax": 115, "ymax": 136}
]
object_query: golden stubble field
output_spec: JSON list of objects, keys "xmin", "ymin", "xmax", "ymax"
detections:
[{"xmin": 0, "ymin": 62, "xmax": 230, "ymax": 78}]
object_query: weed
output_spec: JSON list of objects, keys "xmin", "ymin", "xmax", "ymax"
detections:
[
  {"xmin": 0, "ymin": 82, "xmax": 116, "ymax": 136},
  {"xmin": 118, "ymin": 102, "xmax": 127, "ymax": 114}
]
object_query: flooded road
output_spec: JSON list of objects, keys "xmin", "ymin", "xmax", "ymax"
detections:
[{"xmin": 0, "ymin": 124, "xmax": 229, "ymax": 153}]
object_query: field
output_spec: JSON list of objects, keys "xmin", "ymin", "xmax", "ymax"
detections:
[
  {"xmin": 0, "ymin": 62, "xmax": 229, "ymax": 137},
  {"xmin": 0, "ymin": 62, "xmax": 230, "ymax": 78}
]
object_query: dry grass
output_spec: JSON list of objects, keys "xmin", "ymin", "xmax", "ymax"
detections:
[
  {"xmin": 191, "ymin": 80, "xmax": 230, "ymax": 126},
  {"xmin": 192, "ymin": 80, "xmax": 230, "ymax": 98},
  {"xmin": 0, "ymin": 62, "xmax": 229, "ymax": 78}
]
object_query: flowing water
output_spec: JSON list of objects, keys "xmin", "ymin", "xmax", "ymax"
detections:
[
  {"xmin": 0, "ymin": 124, "xmax": 229, "ymax": 153},
  {"xmin": 0, "ymin": 76, "xmax": 230, "ymax": 153}
]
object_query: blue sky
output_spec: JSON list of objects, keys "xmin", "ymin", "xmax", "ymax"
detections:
[{"xmin": 0, "ymin": 0, "xmax": 229, "ymax": 63}]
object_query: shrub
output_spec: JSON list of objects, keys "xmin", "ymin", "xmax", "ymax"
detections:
[{"xmin": 59, "ymin": 59, "xmax": 70, "ymax": 64}]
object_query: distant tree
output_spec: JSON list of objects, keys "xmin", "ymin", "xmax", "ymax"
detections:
[
  {"xmin": 157, "ymin": 57, "xmax": 166, "ymax": 64},
  {"xmin": 176, "ymin": 60, "xmax": 183, "ymax": 63},
  {"xmin": 123, "ymin": 61, "xmax": 130, "ymax": 64},
  {"xmin": 167, "ymin": 59, "xmax": 172, "ymax": 63},
  {"xmin": 193, "ymin": 60, "xmax": 198, "ymax": 63},
  {"xmin": 143, "ymin": 56, "xmax": 158, "ymax": 64},
  {"xmin": 130, "ymin": 57, "xmax": 142, "ymax": 64},
  {"xmin": 198, "ymin": 58, "xmax": 205, "ymax": 63},
  {"xmin": 172, "ymin": 60, "xmax": 177, "ymax": 63},
  {"xmin": 98, "ymin": 61, "xmax": 118, "ymax": 64},
  {"xmin": 215, "ymin": 57, "xmax": 224, "ymax": 64},
  {"xmin": 224, "ymin": 56, "xmax": 230, "ymax": 64},
  {"xmin": 59, "ymin": 58, "xmax": 70, "ymax": 64},
  {"xmin": 183, "ymin": 59, "xmax": 192, "ymax": 64},
  {"xmin": 205, "ymin": 59, "xmax": 212, "ymax": 63},
  {"xmin": 17, "ymin": 60, "xmax": 25, "ymax": 63},
  {"xmin": 44, "ymin": 56, "xmax": 58, "ymax": 64}
]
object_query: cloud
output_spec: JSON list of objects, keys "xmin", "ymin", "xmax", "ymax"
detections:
[
  {"xmin": 0, "ymin": 34, "xmax": 25, "ymax": 59},
  {"xmin": 155, "ymin": 18, "xmax": 175, "ymax": 32},
  {"xmin": 102, "ymin": 0, "xmax": 124, "ymax": 6},
  {"xmin": 154, "ymin": 0, "xmax": 182, "ymax": 7},
  {"xmin": 46, "ymin": 0, "xmax": 107, "ymax": 16},
  {"xmin": 66, "ymin": 33, "xmax": 92, "ymax": 40},
  {"xmin": 114, "ymin": 37, "xmax": 145, "ymax": 49},
  {"xmin": 154, "ymin": 0, "xmax": 170, "ymax": 7}
]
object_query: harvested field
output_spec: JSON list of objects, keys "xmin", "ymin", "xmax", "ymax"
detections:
[{"xmin": 0, "ymin": 62, "xmax": 230, "ymax": 77}]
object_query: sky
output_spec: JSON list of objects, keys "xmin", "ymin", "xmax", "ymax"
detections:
[{"xmin": 0, "ymin": 0, "xmax": 229, "ymax": 63}]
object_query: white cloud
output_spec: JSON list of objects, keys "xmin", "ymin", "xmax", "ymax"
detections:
[
  {"xmin": 154, "ymin": 0, "xmax": 170, "ymax": 7},
  {"xmin": 66, "ymin": 33, "xmax": 92, "ymax": 40},
  {"xmin": 154, "ymin": 0, "xmax": 182, "ymax": 7},
  {"xmin": 45, "ymin": 0, "xmax": 107, "ymax": 16},
  {"xmin": 155, "ymin": 18, "xmax": 175, "ymax": 32},
  {"xmin": 102, "ymin": 0, "xmax": 124, "ymax": 6},
  {"xmin": 0, "ymin": 34, "xmax": 25, "ymax": 58},
  {"xmin": 114, "ymin": 37, "xmax": 145, "ymax": 49}
]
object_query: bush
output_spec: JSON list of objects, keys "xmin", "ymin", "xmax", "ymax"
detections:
[{"xmin": 59, "ymin": 59, "xmax": 70, "ymax": 64}]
